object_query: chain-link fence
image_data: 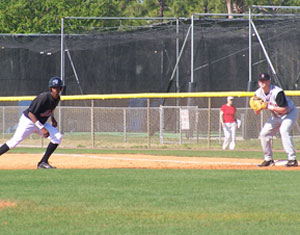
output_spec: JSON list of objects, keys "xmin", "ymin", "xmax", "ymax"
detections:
[{"xmin": 1, "ymin": 96, "xmax": 300, "ymax": 149}]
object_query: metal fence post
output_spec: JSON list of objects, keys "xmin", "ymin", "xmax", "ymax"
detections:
[
  {"xmin": 219, "ymin": 112, "xmax": 222, "ymax": 144},
  {"xmin": 123, "ymin": 108, "xmax": 127, "ymax": 143},
  {"xmin": 159, "ymin": 105, "xmax": 164, "ymax": 144},
  {"xmin": 208, "ymin": 98, "xmax": 211, "ymax": 149},
  {"xmin": 2, "ymin": 107, "xmax": 5, "ymax": 139},
  {"xmin": 91, "ymin": 100, "xmax": 95, "ymax": 148},
  {"xmin": 241, "ymin": 113, "xmax": 245, "ymax": 140},
  {"xmin": 179, "ymin": 107, "xmax": 182, "ymax": 145},
  {"xmin": 147, "ymin": 98, "xmax": 151, "ymax": 148},
  {"xmin": 196, "ymin": 108, "xmax": 199, "ymax": 143},
  {"xmin": 58, "ymin": 105, "xmax": 62, "ymax": 134}
]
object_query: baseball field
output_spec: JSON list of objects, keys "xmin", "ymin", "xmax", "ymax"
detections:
[{"xmin": 1, "ymin": 145, "xmax": 300, "ymax": 234}]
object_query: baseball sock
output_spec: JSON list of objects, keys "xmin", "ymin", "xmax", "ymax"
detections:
[
  {"xmin": 39, "ymin": 143, "xmax": 58, "ymax": 163},
  {"xmin": 0, "ymin": 143, "xmax": 9, "ymax": 156}
]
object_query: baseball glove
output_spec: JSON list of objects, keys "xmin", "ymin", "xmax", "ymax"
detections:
[{"xmin": 249, "ymin": 96, "xmax": 267, "ymax": 112}]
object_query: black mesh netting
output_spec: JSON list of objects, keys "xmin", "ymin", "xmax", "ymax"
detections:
[{"xmin": 0, "ymin": 17, "xmax": 299, "ymax": 97}]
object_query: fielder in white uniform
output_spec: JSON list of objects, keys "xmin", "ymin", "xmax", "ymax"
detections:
[
  {"xmin": 255, "ymin": 73, "xmax": 298, "ymax": 167},
  {"xmin": 0, "ymin": 77, "xmax": 63, "ymax": 169}
]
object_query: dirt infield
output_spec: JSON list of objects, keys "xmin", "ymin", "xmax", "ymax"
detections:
[
  {"xmin": 0, "ymin": 153, "xmax": 299, "ymax": 170},
  {"xmin": 0, "ymin": 201, "xmax": 15, "ymax": 209}
]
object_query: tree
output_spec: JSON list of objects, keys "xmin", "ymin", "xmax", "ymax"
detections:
[
  {"xmin": 0, "ymin": 0, "xmax": 121, "ymax": 33},
  {"xmin": 226, "ymin": 0, "xmax": 234, "ymax": 18},
  {"xmin": 1, "ymin": 0, "xmax": 300, "ymax": 33},
  {"xmin": 226, "ymin": 0, "xmax": 245, "ymax": 18}
]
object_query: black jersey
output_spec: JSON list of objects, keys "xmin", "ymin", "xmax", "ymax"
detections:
[{"xmin": 23, "ymin": 91, "xmax": 60, "ymax": 124}]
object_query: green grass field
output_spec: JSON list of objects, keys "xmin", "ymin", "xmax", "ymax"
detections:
[
  {"xmin": 1, "ymin": 168, "xmax": 300, "ymax": 234},
  {"xmin": 6, "ymin": 131, "xmax": 300, "ymax": 150},
  {"xmin": 1, "ymin": 145, "xmax": 300, "ymax": 234}
]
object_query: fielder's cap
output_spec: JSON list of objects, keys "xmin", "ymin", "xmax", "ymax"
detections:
[
  {"xmin": 258, "ymin": 73, "xmax": 270, "ymax": 81},
  {"xmin": 227, "ymin": 96, "xmax": 234, "ymax": 101}
]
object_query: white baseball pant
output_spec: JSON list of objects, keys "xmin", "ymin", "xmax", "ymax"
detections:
[
  {"xmin": 6, "ymin": 114, "xmax": 62, "ymax": 149},
  {"xmin": 260, "ymin": 107, "xmax": 298, "ymax": 161},
  {"xmin": 222, "ymin": 122, "xmax": 237, "ymax": 150}
]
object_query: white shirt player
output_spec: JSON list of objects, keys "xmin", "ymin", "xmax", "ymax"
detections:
[
  {"xmin": 255, "ymin": 84, "xmax": 294, "ymax": 117},
  {"xmin": 255, "ymin": 73, "xmax": 298, "ymax": 167}
]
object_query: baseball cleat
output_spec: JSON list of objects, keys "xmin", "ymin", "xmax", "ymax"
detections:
[
  {"xmin": 258, "ymin": 160, "xmax": 274, "ymax": 167},
  {"xmin": 37, "ymin": 162, "xmax": 56, "ymax": 169},
  {"xmin": 286, "ymin": 160, "xmax": 298, "ymax": 167}
]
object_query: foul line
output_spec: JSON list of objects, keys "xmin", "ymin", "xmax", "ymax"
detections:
[{"xmin": 55, "ymin": 154, "xmax": 258, "ymax": 166}]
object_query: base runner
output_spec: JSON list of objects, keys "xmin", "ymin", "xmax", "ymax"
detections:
[{"xmin": 0, "ymin": 77, "xmax": 63, "ymax": 169}]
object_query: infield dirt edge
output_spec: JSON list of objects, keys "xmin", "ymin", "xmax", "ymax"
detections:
[{"xmin": 0, "ymin": 153, "xmax": 299, "ymax": 171}]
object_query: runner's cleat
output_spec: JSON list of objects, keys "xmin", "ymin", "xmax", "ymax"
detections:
[{"xmin": 37, "ymin": 162, "xmax": 56, "ymax": 169}]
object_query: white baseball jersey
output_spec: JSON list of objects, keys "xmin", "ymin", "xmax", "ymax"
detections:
[{"xmin": 255, "ymin": 85, "xmax": 294, "ymax": 117}]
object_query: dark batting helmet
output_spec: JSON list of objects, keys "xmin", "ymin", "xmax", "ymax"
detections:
[{"xmin": 49, "ymin": 77, "xmax": 63, "ymax": 88}]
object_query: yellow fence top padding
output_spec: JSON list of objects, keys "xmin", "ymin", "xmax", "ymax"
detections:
[
  {"xmin": 60, "ymin": 92, "xmax": 256, "ymax": 100},
  {"xmin": 0, "ymin": 90, "xmax": 299, "ymax": 101}
]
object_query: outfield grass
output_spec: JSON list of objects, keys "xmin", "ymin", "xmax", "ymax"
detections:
[
  {"xmin": 4, "ymin": 131, "xmax": 300, "ymax": 150},
  {"xmin": 1, "ymin": 169, "xmax": 300, "ymax": 234}
]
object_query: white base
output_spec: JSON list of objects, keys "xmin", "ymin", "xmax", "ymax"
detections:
[{"xmin": 274, "ymin": 160, "xmax": 288, "ymax": 166}]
